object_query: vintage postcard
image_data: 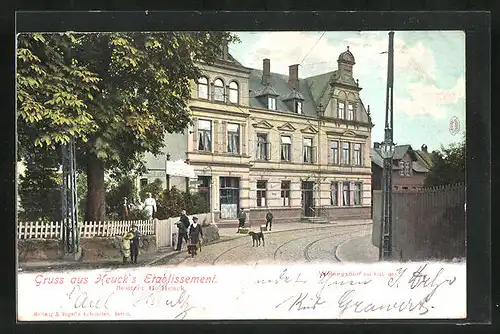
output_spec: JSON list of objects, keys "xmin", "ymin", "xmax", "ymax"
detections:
[{"xmin": 16, "ymin": 27, "xmax": 467, "ymax": 320}]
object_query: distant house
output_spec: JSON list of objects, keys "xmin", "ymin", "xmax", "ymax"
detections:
[{"xmin": 371, "ymin": 143, "xmax": 433, "ymax": 191}]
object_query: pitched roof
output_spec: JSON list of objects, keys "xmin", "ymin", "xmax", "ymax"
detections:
[
  {"xmin": 414, "ymin": 150, "xmax": 433, "ymax": 168},
  {"xmin": 371, "ymin": 145, "xmax": 432, "ymax": 173}
]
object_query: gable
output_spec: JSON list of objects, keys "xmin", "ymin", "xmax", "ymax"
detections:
[
  {"xmin": 252, "ymin": 120, "xmax": 274, "ymax": 129},
  {"xmin": 300, "ymin": 125, "xmax": 318, "ymax": 134},
  {"xmin": 341, "ymin": 130, "xmax": 356, "ymax": 137},
  {"xmin": 277, "ymin": 122, "xmax": 297, "ymax": 132}
]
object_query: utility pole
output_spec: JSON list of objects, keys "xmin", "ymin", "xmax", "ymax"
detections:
[
  {"xmin": 165, "ymin": 153, "xmax": 171, "ymax": 191},
  {"xmin": 61, "ymin": 140, "xmax": 81, "ymax": 260},
  {"xmin": 379, "ymin": 31, "xmax": 396, "ymax": 261}
]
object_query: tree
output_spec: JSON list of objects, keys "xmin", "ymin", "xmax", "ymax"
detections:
[
  {"xmin": 17, "ymin": 31, "xmax": 239, "ymax": 221},
  {"xmin": 424, "ymin": 138, "xmax": 465, "ymax": 186},
  {"xmin": 18, "ymin": 147, "xmax": 62, "ymax": 222},
  {"xmin": 155, "ymin": 187, "xmax": 208, "ymax": 219}
]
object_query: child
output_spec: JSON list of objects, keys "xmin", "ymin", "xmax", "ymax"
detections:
[{"xmin": 121, "ymin": 232, "xmax": 134, "ymax": 264}]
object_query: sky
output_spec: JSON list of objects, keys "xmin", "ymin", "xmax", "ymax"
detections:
[{"xmin": 229, "ymin": 31, "xmax": 465, "ymax": 152}]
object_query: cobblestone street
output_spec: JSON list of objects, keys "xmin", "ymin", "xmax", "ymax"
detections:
[{"xmin": 154, "ymin": 224, "xmax": 372, "ymax": 267}]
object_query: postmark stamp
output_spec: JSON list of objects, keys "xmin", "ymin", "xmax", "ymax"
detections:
[{"xmin": 449, "ymin": 116, "xmax": 460, "ymax": 136}]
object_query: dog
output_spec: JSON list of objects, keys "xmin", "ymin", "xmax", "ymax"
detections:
[{"xmin": 248, "ymin": 231, "xmax": 265, "ymax": 247}]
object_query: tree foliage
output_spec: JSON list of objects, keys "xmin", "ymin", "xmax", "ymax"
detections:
[
  {"xmin": 18, "ymin": 147, "xmax": 62, "ymax": 222},
  {"xmin": 424, "ymin": 138, "xmax": 465, "ymax": 186},
  {"xmin": 155, "ymin": 187, "xmax": 208, "ymax": 219},
  {"xmin": 139, "ymin": 178, "xmax": 163, "ymax": 201},
  {"xmin": 17, "ymin": 31, "xmax": 239, "ymax": 220}
]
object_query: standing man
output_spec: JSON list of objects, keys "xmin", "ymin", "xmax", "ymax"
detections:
[
  {"xmin": 121, "ymin": 197, "xmax": 130, "ymax": 220},
  {"xmin": 237, "ymin": 208, "xmax": 246, "ymax": 232},
  {"xmin": 180, "ymin": 210, "xmax": 190, "ymax": 244},
  {"xmin": 175, "ymin": 218, "xmax": 188, "ymax": 251},
  {"xmin": 265, "ymin": 209, "xmax": 273, "ymax": 231},
  {"xmin": 129, "ymin": 224, "xmax": 141, "ymax": 264},
  {"xmin": 143, "ymin": 193, "xmax": 157, "ymax": 220}
]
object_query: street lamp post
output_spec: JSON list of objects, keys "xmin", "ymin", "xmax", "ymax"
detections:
[
  {"xmin": 379, "ymin": 31, "xmax": 396, "ymax": 261},
  {"xmin": 165, "ymin": 153, "xmax": 171, "ymax": 191}
]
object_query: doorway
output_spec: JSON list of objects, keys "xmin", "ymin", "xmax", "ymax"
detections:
[
  {"xmin": 220, "ymin": 177, "xmax": 240, "ymax": 219},
  {"xmin": 301, "ymin": 181, "xmax": 315, "ymax": 217}
]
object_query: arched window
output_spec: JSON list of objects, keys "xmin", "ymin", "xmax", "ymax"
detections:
[
  {"xmin": 197, "ymin": 77, "xmax": 209, "ymax": 99},
  {"xmin": 228, "ymin": 81, "xmax": 239, "ymax": 104},
  {"xmin": 214, "ymin": 79, "xmax": 225, "ymax": 102}
]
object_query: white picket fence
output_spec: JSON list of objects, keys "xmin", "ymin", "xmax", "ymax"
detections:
[{"xmin": 17, "ymin": 220, "xmax": 156, "ymax": 240}]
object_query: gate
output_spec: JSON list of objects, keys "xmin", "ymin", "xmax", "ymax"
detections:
[{"xmin": 155, "ymin": 219, "xmax": 172, "ymax": 249}]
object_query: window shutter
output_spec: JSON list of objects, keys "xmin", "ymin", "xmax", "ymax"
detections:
[
  {"xmin": 192, "ymin": 117, "xmax": 198, "ymax": 151},
  {"xmin": 327, "ymin": 141, "xmax": 332, "ymax": 163},
  {"xmin": 350, "ymin": 181, "xmax": 355, "ymax": 205},
  {"xmin": 221, "ymin": 121, "xmax": 228, "ymax": 153},
  {"xmin": 241, "ymin": 123, "xmax": 246, "ymax": 155},
  {"xmin": 213, "ymin": 120, "xmax": 219, "ymax": 152}
]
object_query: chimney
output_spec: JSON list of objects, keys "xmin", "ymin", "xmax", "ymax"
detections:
[
  {"xmin": 421, "ymin": 144, "xmax": 428, "ymax": 152},
  {"xmin": 374, "ymin": 142, "xmax": 380, "ymax": 149},
  {"xmin": 262, "ymin": 58, "xmax": 271, "ymax": 85},
  {"xmin": 288, "ymin": 64, "xmax": 299, "ymax": 90}
]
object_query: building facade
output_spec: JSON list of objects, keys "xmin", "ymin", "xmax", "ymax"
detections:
[
  {"xmin": 143, "ymin": 45, "xmax": 374, "ymax": 223},
  {"xmin": 371, "ymin": 143, "xmax": 433, "ymax": 191}
]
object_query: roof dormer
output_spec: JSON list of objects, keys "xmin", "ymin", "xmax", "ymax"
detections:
[{"xmin": 284, "ymin": 89, "xmax": 305, "ymax": 114}]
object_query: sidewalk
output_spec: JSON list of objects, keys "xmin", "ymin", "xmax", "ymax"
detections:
[
  {"xmin": 217, "ymin": 219, "xmax": 373, "ymax": 238},
  {"xmin": 335, "ymin": 233, "xmax": 379, "ymax": 263},
  {"xmin": 18, "ymin": 249, "xmax": 176, "ymax": 272}
]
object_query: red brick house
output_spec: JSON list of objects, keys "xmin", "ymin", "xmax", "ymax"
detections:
[{"xmin": 371, "ymin": 143, "xmax": 433, "ymax": 191}]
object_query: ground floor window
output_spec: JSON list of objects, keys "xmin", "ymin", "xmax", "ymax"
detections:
[
  {"xmin": 342, "ymin": 182, "xmax": 350, "ymax": 206},
  {"xmin": 256, "ymin": 180, "xmax": 267, "ymax": 207},
  {"xmin": 281, "ymin": 180, "xmax": 291, "ymax": 206},
  {"xmin": 353, "ymin": 182, "xmax": 362, "ymax": 205},
  {"xmin": 140, "ymin": 178, "xmax": 148, "ymax": 189},
  {"xmin": 331, "ymin": 182, "xmax": 338, "ymax": 206},
  {"xmin": 220, "ymin": 177, "xmax": 239, "ymax": 219},
  {"xmin": 197, "ymin": 176, "xmax": 211, "ymax": 211}
]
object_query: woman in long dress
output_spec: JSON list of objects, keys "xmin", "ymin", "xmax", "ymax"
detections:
[{"xmin": 188, "ymin": 217, "xmax": 203, "ymax": 257}]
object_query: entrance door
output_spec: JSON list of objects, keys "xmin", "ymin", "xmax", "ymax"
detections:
[
  {"xmin": 301, "ymin": 181, "xmax": 315, "ymax": 217},
  {"xmin": 220, "ymin": 177, "xmax": 240, "ymax": 219}
]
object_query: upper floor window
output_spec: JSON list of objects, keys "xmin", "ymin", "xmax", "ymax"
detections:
[
  {"xmin": 214, "ymin": 79, "xmax": 225, "ymax": 102},
  {"xmin": 227, "ymin": 123, "xmax": 240, "ymax": 154},
  {"xmin": 347, "ymin": 103, "xmax": 355, "ymax": 121},
  {"xmin": 404, "ymin": 161, "xmax": 411, "ymax": 176},
  {"xmin": 341, "ymin": 142, "xmax": 350, "ymax": 164},
  {"xmin": 281, "ymin": 136, "xmax": 292, "ymax": 161},
  {"xmin": 228, "ymin": 81, "xmax": 239, "ymax": 104},
  {"xmin": 330, "ymin": 141, "xmax": 339, "ymax": 164},
  {"xmin": 197, "ymin": 77, "xmax": 209, "ymax": 99},
  {"xmin": 353, "ymin": 143, "xmax": 362, "ymax": 165},
  {"xmin": 296, "ymin": 101, "xmax": 303, "ymax": 114},
  {"xmin": 303, "ymin": 138, "xmax": 313, "ymax": 163},
  {"xmin": 399, "ymin": 161, "xmax": 405, "ymax": 177},
  {"xmin": 338, "ymin": 102, "xmax": 345, "ymax": 119},
  {"xmin": 268, "ymin": 97, "xmax": 277, "ymax": 110},
  {"xmin": 197, "ymin": 120, "xmax": 212, "ymax": 152},
  {"xmin": 256, "ymin": 134, "xmax": 269, "ymax": 160}
]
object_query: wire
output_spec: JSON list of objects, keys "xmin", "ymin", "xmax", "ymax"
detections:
[{"xmin": 299, "ymin": 31, "xmax": 327, "ymax": 66}]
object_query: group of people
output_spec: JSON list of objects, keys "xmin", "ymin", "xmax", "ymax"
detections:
[
  {"xmin": 121, "ymin": 193, "xmax": 158, "ymax": 220},
  {"xmin": 175, "ymin": 210, "xmax": 203, "ymax": 256}
]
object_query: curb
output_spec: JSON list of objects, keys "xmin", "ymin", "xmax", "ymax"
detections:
[{"xmin": 148, "ymin": 221, "xmax": 373, "ymax": 266}]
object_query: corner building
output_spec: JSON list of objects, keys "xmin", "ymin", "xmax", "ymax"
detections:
[{"xmin": 187, "ymin": 45, "xmax": 374, "ymax": 224}]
